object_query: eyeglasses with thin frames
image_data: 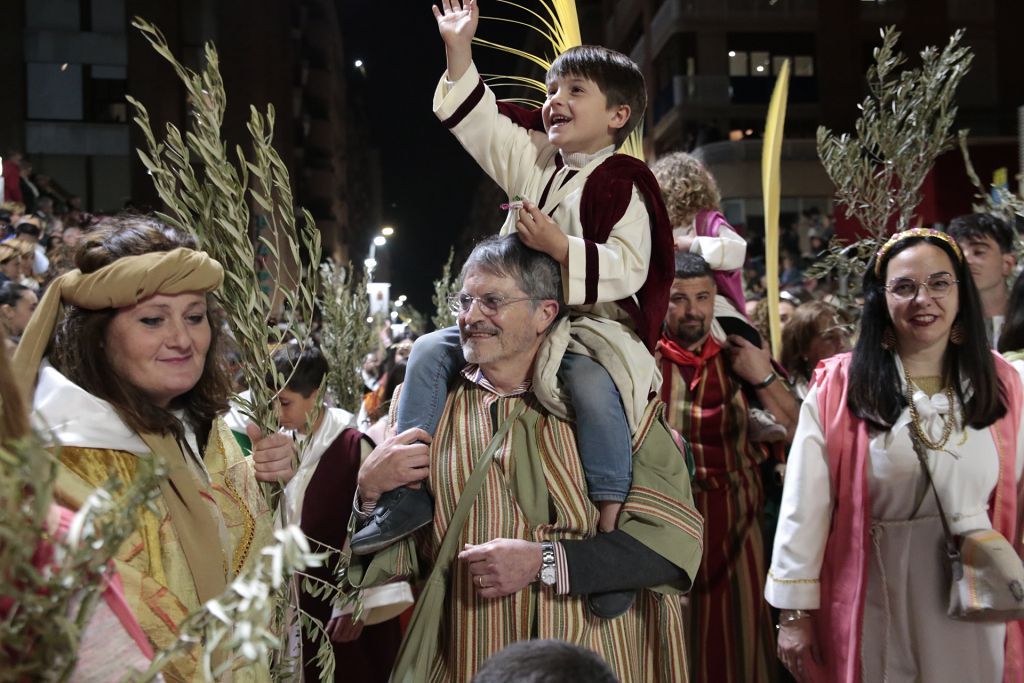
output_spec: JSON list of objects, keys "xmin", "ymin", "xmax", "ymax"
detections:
[
  {"xmin": 447, "ymin": 292, "xmax": 544, "ymax": 316},
  {"xmin": 883, "ymin": 275, "xmax": 959, "ymax": 301}
]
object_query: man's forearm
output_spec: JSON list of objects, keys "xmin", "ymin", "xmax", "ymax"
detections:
[{"xmin": 558, "ymin": 531, "xmax": 689, "ymax": 595}]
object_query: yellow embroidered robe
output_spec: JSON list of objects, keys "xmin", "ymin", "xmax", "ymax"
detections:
[{"xmin": 54, "ymin": 419, "xmax": 274, "ymax": 682}]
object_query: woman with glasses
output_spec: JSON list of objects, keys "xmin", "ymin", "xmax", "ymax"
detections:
[
  {"xmin": 779, "ymin": 301, "xmax": 852, "ymax": 399},
  {"xmin": 766, "ymin": 229, "xmax": 1024, "ymax": 683}
]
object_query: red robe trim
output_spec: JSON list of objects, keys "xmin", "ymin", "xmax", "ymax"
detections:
[{"xmin": 496, "ymin": 101, "xmax": 674, "ymax": 352}]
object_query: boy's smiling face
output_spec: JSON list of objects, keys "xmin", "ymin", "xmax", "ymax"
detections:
[{"xmin": 542, "ymin": 74, "xmax": 630, "ymax": 156}]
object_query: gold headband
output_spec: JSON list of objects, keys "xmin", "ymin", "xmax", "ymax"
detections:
[
  {"xmin": 874, "ymin": 228, "xmax": 964, "ymax": 276},
  {"xmin": 13, "ymin": 247, "xmax": 223, "ymax": 395}
]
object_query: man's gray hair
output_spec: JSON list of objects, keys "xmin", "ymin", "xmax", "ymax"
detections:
[{"xmin": 461, "ymin": 234, "xmax": 565, "ymax": 309}]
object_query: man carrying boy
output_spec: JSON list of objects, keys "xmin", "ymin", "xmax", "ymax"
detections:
[{"xmin": 351, "ymin": 1, "xmax": 674, "ymax": 621}]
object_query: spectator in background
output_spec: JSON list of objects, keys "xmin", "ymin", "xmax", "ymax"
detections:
[
  {"xmin": 0, "ymin": 281, "xmax": 38, "ymax": 348},
  {"xmin": 0, "ymin": 242, "xmax": 20, "ymax": 284},
  {"xmin": 18, "ymin": 160, "xmax": 39, "ymax": 214},
  {"xmin": 780, "ymin": 251, "xmax": 804, "ymax": 289},
  {"xmin": 3, "ymin": 151, "xmax": 23, "ymax": 204},
  {"xmin": 471, "ymin": 640, "xmax": 619, "ymax": 683},
  {"xmin": 14, "ymin": 218, "xmax": 49, "ymax": 277},
  {"xmin": 779, "ymin": 301, "xmax": 852, "ymax": 399},
  {"xmin": 948, "ymin": 213, "xmax": 1016, "ymax": 347}
]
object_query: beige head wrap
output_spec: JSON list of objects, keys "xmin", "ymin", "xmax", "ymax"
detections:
[{"xmin": 15, "ymin": 247, "xmax": 232, "ymax": 602}]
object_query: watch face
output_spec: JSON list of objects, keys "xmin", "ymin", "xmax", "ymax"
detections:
[{"xmin": 540, "ymin": 565, "xmax": 556, "ymax": 585}]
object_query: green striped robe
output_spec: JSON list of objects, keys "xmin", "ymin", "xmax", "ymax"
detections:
[{"xmin": 348, "ymin": 379, "xmax": 703, "ymax": 682}]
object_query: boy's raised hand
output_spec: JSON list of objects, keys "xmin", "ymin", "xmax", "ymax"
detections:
[
  {"xmin": 517, "ymin": 201, "xmax": 569, "ymax": 266},
  {"xmin": 432, "ymin": 0, "xmax": 479, "ymax": 81}
]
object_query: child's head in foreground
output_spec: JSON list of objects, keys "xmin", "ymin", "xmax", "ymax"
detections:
[{"xmin": 543, "ymin": 45, "xmax": 647, "ymax": 154}]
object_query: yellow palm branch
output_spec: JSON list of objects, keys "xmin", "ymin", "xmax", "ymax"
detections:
[
  {"xmin": 474, "ymin": 0, "xmax": 644, "ymax": 160},
  {"xmin": 762, "ymin": 59, "xmax": 791, "ymax": 358}
]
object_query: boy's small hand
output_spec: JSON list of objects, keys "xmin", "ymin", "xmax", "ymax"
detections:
[
  {"xmin": 433, "ymin": 1, "xmax": 479, "ymax": 62},
  {"xmin": 517, "ymin": 201, "xmax": 569, "ymax": 265}
]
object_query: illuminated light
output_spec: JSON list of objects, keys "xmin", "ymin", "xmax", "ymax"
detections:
[
  {"xmin": 755, "ymin": 65, "xmax": 765, "ymax": 73},
  {"xmin": 398, "ymin": 294, "xmax": 407, "ymax": 301},
  {"xmin": 354, "ymin": 59, "xmax": 364, "ymax": 68},
  {"xmin": 728, "ymin": 51, "xmax": 737, "ymax": 57},
  {"xmin": 746, "ymin": 129, "xmax": 754, "ymax": 136},
  {"xmin": 373, "ymin": 235, "xmax": 387, "ymax": 246},
  {"xmin": 364, "ymin": 257, "xmax": 377, "ymax": 270},
  {"xmin": 394, "ymin": 300, "xmax": 404, "ymax": 308},
  {"xmin": 381, "ymin": 226, "xmax": 394, "ymax": 236},
  {"xmin": 366, "ymin": 316, "xmax": 374, "ymax": 323},
  {"xmin": 60, "ymin": 63, "xmax": 69, "ymax": 71}
]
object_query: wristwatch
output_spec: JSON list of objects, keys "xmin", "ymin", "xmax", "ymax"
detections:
[{"xmin": 538, "ymin": 541, "xmax": 557, "ymax": 587}]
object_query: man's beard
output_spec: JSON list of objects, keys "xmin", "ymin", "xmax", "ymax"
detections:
[{"xmin": 674, "ymin": 315, "xmax": 708, "ymax": 345}]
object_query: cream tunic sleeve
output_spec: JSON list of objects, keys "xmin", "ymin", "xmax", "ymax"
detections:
[
  {"xmin": 688, "ymin": 222, "xmax": 747, "ymax": 271},
  {"xmin": 765, "ymin": 383, "xmax": 833, "ymax": 609}
]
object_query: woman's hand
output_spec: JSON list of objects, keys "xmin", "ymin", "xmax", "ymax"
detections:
[
  {"xmin": 777, "ymin": 612, "xmax": 825, "ymax": 683},
  {"xmin": 458, "ymin": 539, "xmax": 543, "ymax": 599},
  {"xmin": 248, "ymin": 424, "xmax": 297, "ymax": 483}
]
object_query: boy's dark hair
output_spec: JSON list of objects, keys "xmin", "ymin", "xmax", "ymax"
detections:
[
  {"xmin": 0, "ymin": 281, "xmax": 30, "ymax": 307},
  {"xmin": 674, "ymin": 251, "xmax": 713, "ymax": 280},
  {"xmin": 547, "ymin": 45, "xmax": 646, "ymax": 147},
  {"xmin": 947, "ymin": 213, "xmax": 1015, "ymax": 253},
  {"xmin": 272, "ymin": 344, "xmax": 329, "ymax": 398},
  {"xmin": 471, "ymin": 640, "xmax": 619, "ymax": 683}
]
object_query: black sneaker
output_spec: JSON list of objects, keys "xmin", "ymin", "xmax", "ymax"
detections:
[
  {"xmin": 350, "ymin": 486, "xmax": 434, "ymax": 556},
  {"xmin": 587, "ymin": 589, "xmax": 636, "ymax": 619}
]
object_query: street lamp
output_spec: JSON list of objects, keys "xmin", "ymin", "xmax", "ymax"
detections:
[{"xmin": 365, "ymin": 227, "xmax": 395, "ymax": 281}]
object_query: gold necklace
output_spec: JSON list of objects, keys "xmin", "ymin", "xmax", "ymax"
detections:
[{"xmin": 902, "ymin": 366, "xmax": 957, "ymax": 451}]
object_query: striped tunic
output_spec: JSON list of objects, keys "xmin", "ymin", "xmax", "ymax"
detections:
[
  {"xmin": 659, "ymin": 350, "xmax": 779, "ymax": 683},
  {"xmin": 350, "ymin": 378, "xmax": 703, "ymax": 683}
]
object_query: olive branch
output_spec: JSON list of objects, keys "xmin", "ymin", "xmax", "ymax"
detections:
[
  {"xmin": 807, "ymin": 26, "xmax": 973, "ymax": 296},
  {"xmin": 126, "ymin": 17, "xmax": 322, "ymax": 512}
]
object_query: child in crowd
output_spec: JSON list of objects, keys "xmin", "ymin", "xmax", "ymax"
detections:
[
  {"xmin": 350, "ymin": 0, "xmax": 675, "ymax": 617},
  {"xmin": 651, "ymin": 152, "xmax": 786, "ymax": 442},
  {"xmin": 270, "ymin": 345, "xmax": 404, "ymax": 683}
]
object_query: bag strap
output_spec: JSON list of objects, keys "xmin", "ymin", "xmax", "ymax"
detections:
[
  {"xmin": 908, "ymin": 426, "xmax": 963, "ymax": 580},
  {"xmin": 431, "ymin": 400, "xmax": 527, "ymax": 572},
  {"xmin": 389, "ymin": 400, "xmax": 528, "ymax": 682}
]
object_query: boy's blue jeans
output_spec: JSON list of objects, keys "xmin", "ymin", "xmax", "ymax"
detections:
[{"xmin": 394, "ymin": 326, "xmax": 632, "ymax": 503}]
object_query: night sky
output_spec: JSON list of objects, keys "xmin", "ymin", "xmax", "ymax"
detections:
[{"xmin": 337, "ymin": 1, "xmax": 536, "ymax": 317}]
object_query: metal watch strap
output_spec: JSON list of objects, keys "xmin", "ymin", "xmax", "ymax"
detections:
[{"xmin": 538, "ymin": 541, "xmax": 556, "ymax": 586}]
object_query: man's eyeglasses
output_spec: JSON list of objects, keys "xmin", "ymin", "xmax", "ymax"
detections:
[
  {"xmin": 447, "ymin": 292, "xmax": 543, "ymax": 316},
  {"xmin": 884, "ymin": 275, "xmax": 959, "ymax": 301}
]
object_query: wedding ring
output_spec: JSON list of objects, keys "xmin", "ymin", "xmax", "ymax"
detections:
[{"xmin": 476, "ymin": 575, "xmax": 485, "ymax": 588}]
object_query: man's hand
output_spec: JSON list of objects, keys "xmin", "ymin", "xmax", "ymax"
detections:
[
  {"xmin": 356, "ymin": 427, "xmax": 432, "ymax": 507},
  {"xmin": 247, "ymin": 423, "xmax": 296, "ymax": 483},
  {"xmin": 517, "ymin": 201, "xmax": 569, "ymax": 265},
  {"xmin": 724, "ymin": 334, "xmax": 774, "ymax": 385},
  {"xmin": 458, "ymin": 539, "xmax": 543, "ymax": 598},
  {"xmin": 326, "ymin": 614, "xmax": 365, "ymax": 643},
  {"xmin": 432, "ymin": 0, "xmax": 478, "ymax": 81}
]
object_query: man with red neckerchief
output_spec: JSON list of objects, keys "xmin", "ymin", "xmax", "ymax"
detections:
[{"xmin": 657, "ymin": 252, "xmax": 797, "ymax": 683}]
